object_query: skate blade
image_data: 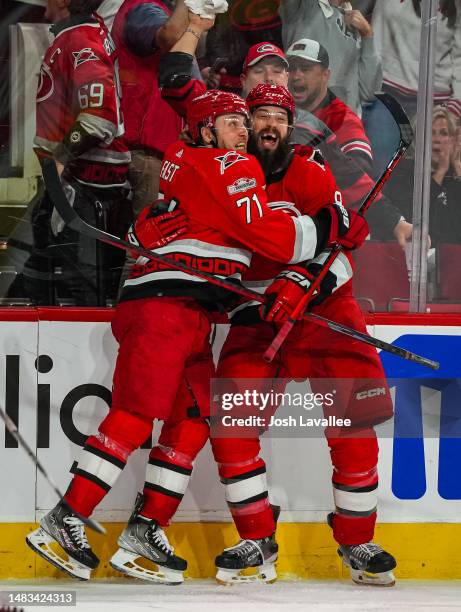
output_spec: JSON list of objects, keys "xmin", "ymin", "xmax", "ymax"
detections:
[
  {"xmin": 26, "ymin": 527, "xmax": 91, "ymax": 580},
  {"xmin": 350, "ymin": 568, "xmax": 396, "ymax": 587},
  {"xmin": 216, "ymin": 561, "xmax": 277, "ymax": 585},
  {"xmin": 110, "ymin": 547, "xmax": 184, "ymax": 585}
]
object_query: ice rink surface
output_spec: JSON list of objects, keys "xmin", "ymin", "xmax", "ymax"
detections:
[{"xmin": 1, "ymin": 580, "xmax": 461, "ymax": 612}]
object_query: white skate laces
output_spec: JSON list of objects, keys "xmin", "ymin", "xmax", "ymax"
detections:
[
  {"xmin": 26, "ymin": 514, "xmax": 96, "ymax": 581},
  {"xmin": 109, "ymin": 518, "xmax": 186, "ymax": 584},
  {"xmin": 225, "ymin": 539, "xmax": 263, "ymax": 560},
  {"xmin": 63, "ymin": 515, "xmax": 90, "ymax": 549},
  {"xmin": 351, "ymin": 542, "xmax": 383, "ymax": 560},
  {"xmin": 147, "ymin": 525, "xmax": 174, "ymax": 556}
]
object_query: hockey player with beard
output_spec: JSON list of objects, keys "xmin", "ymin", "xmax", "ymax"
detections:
[
  {"xmin": 26, "ymin": 80, "xmax": 367, "ymax": 584},
  {"xmin": 157, "ymin": 13, "xmax": 396, "ymax": 586},
  {"xmin": 216, "ymin": 84, "xmax": 397, "ymax": 587}
]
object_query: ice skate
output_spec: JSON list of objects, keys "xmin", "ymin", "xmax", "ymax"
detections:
[
  {"xmin": 26, "ymin": 501, "xmax": 99, "ymax": 580},
  {"xmin": 328, "ymin": 512, "xmax": 396, "ymax": 586},
  {"xmin": 338, "ymin": 541, "xmax": 397, "ymax": 586},
  {"xmin": 110, "ymin": 510, "xmax": 186, "ymax": 584},
  {"xmin": 215, "ymin": 535, "xmax": 278, "ymax": 585}
]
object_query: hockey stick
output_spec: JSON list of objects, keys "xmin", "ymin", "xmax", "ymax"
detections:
[
  {"xmin": 305, "ymin": 312, "xmax": 437, "ymax": 369},
  {"xmin": 42, "ymin": 159, "xmax": 438, "ymax": 370},
  {"xmin": 0, "ymin": 406, "xmax": 106, "ymax": 534},
  {"xmin": 262, "ymin": 92, "xmax": 414, "ymax": 363}
]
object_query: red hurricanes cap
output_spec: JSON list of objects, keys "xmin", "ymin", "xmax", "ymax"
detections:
[{"xmin": 243, "ymin": 42, "xmax": 289, "ymax": 73}]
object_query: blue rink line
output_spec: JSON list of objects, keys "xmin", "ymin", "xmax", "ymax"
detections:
[{"xmin": 380, "ymin": 335, "xmax": 461, "ymax": 500}]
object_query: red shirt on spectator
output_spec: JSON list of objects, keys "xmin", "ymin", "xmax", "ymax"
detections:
[{"xmin": 313, "ymin": 89, "xmax": 373, "ymax": 171}]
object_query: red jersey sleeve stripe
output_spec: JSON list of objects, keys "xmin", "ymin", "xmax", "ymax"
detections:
[{"xmin": 341, "ymin": 141, "xmax": 373, "ymax": 159}]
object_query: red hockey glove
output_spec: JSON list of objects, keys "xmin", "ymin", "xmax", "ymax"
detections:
[
  {"xmin": 316, "ymin": 201, "xmax": 369, "ymax": 250},
  {"xmin": 261, "ymin": 263, "xmax": 338, "ymax": 323},
  {"xmin": 127, "ymin": 199, "xmax": 187, "ymax": 253}
]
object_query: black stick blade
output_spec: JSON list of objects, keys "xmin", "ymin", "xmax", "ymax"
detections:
[
  {"xmin": 375, "ymin": 92, "xmax": 414, "ymax": 147},
  {"xmin": 42, "ymin": 159, "xmax": 79, "ymax": 226}
]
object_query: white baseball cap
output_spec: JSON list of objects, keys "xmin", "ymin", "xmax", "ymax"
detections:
[{"xmin": 286, "ymin": 39, "xmax": 330, "ymax": 68}]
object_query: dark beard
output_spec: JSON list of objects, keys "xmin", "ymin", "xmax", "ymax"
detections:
[{"xmin": 248, "ymin": 136, "xmax": 293, "ymax": 179}]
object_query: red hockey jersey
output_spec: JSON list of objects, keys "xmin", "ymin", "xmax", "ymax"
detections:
[
  {"xmin": 314, "ymin": 90, "xmax": 373, "ymax": 165},
  {"xmin": 34, "ymin": 14, "xmax": 130, "ymax": 188},
  {"xmin": 120, "ymin": 141, "xmax": 321, "ymax": 305}
]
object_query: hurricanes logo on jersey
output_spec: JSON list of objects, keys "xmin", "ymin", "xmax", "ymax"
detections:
[
  {"xmin": 72, "ymin": 48, "xmax": 99, "ymax": 69},
  {"xmin": 37, "ymin": 64, "xmax": 54, "ymax": 103},
  {"xmin": 214, "ymin": 151, "xmax": 248, "ymax": 175}
]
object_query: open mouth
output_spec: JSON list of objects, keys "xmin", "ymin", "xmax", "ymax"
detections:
[
  {"xmin": 259, "ymin": 132, "xmax": 279, "ymax": 150},
  {"xmin": 235, "ymin": 141, "xmax": 247, "ymax": 150},
  {"xmin": 290, "ymin": 85, "xmax": 306, "ymax": 99}
]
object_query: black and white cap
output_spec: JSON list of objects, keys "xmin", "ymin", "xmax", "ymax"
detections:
[{"xmin": 286, "ymin": 39, "xmax": 330, "ymax": 69}]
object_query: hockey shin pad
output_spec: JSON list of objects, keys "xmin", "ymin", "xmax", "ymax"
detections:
[
  {"xmin": 328, "ymin": 434, "xmax": 379, "ymax": 545},
  {"xmin": 212, "ymin": 438, "xmax": 275, "ymax": 539},
  {"xmin": 65, "ymin": 409, "xmax": 153, "ymax": 517},
  {"xmin": 141, "ymin": 417, "xmax": 210, "ymax": 525}
]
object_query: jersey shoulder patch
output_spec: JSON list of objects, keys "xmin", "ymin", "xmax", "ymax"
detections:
[
  {"xmin": 307, "ymin": 148, "xmax": 326, "ymax": 170},
  {"xmin": 72, "ymin": 47, "xmax": 100, "ymax": 69}
]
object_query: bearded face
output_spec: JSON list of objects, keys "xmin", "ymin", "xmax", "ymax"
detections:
[{"xmin": 248, "ymin": 107, "xmax": 292, "ymax": 176}]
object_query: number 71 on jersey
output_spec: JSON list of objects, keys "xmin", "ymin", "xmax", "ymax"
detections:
[{"xmin": 236, "ymin": 193, "xmax": 263, "ymax": 224}]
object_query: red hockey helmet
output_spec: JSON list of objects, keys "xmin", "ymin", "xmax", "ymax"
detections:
[
  {"xmin": 246, "ymin": 84, "xmax": 295, "ymax": 124},
  {"xmin": 187, "ymin": 90, "xmax": 250, "ymax": 142}
]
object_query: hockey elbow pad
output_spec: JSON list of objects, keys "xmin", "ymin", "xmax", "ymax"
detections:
[
  {"xmin": 159, "ymin": 52, "xmax": 194, "ymax": 88},
  {"xmin": 54, "ymin": 121, "xmax": 100, "ymax": 165}
]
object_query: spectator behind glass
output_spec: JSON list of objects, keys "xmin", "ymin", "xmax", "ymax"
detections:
[
  {"xmin": 279, "ymin": 0, "xmax": 382, "ymax": 113},
  {"xmin": 385, "ymin": 107, "xmax": 461, "ymax": 248},
  {"xmin": 287, "ymin": 39, "xmax": 374, "ymax": 172},
  {"xmin": 203, "ymin": 40, "xmax": 289, "ymax": 96},
  {"xmin": 285, "ymin": 37, "xmax": 413, "ymax": 245},
  {"xmin": 430, "ymin": 108, "xmax": 461, "ymax": 246},
  {"xmin": 112, "ymin": 0, "xmax": 190, "ymax": 215},
  {"xmin": 367, "ymin": 0, "xmax": 461, "ymax": 173},
  {"xmin": 240, "ymin": 42, "xmax": 289, "ymax": 97}
]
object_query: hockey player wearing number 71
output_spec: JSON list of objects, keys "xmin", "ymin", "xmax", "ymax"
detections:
[{"xmin": 26, "ymin": 80, "xmax": 367, "ymax": 586}]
